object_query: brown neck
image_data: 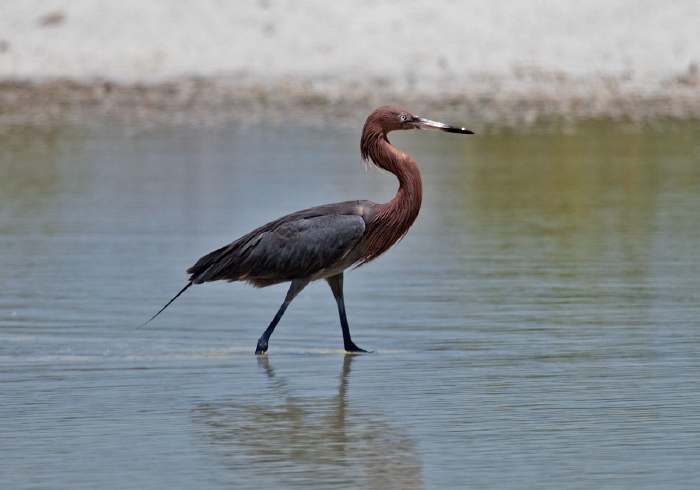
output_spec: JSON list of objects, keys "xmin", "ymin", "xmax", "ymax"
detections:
[{"xmin": 360, "ymin": 137, "xmax": 423, "ymax": 265}]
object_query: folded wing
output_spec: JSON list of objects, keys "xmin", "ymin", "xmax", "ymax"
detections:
[{"xmin": 187, "ymin": 212, "xmax": 366, "ymax": 287}]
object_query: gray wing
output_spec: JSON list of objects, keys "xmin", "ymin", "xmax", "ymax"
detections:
[{"xmin": 189, "ymin": 214, "xmax": 366, "ymax": 286}]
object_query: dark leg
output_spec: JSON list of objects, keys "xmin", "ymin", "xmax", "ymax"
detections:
[
  {"xmin": 255, "ymin": 279, "xmax": 309, "ymax": 355},
  {"xmin": 326, "ymin": 273, "xmax": 368, "ymax": 353}
]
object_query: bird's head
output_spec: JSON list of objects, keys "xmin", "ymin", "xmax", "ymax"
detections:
[
  {"xmin": 368, "ymin": 105, "xmax": 473, "ymax": 134},
  {"xmin": 361, "ymin": 106, "xmax": 473, "ymax": 165}
]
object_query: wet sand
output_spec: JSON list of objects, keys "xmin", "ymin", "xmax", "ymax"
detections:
[{"xmin": 1, "ymin": 73, "xmax": 699, "ymax": 131}]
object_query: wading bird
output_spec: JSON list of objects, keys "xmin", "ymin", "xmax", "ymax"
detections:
[{"xmin": 140, "ymin": 106, "xmax": 473, "ymax": 353}]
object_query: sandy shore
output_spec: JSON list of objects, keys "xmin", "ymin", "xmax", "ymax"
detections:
[
  {"xmin": 1, "ymin": 75, "xmax": 699, "ymax": 131},
  {"xmin": 1, "ymin": 1, "xmax": 699, "ymax": 128}
]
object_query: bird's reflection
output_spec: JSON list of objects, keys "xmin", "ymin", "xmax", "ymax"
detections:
[{"xmin": 192, "ymin": 355, "xmax": 423, "ymax": 489}]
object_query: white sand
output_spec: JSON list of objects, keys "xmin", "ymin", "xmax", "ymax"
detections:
[
  {"xmin": 1, "ymin": 1, "xmax": 698, "ymax": 126},
  {"xmin": 1, "ymin": 1, "xmax": 697, "ymax": 86}
]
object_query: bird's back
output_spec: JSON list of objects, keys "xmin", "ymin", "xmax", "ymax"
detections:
[{"xmin": 187, "ymin": 200, "xmax": 377, "ymax": 287}]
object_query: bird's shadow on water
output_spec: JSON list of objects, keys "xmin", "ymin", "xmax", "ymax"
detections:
[{"xmin": 190, "ymin": 355, "xmax": 424, "ymax": 489}]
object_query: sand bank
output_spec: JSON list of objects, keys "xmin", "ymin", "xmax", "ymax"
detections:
[{"xmin": 1, "ymin": 1, "xmax": 698, "ymax": 127}]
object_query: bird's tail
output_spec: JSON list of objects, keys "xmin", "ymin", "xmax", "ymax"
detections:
[{"xmin": 137, "ymin": 281, "xmax": 193, "ymax": 329}]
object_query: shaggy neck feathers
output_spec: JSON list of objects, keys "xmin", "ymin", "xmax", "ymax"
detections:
[{"xmin": 359, "ymin": 120, "xmax": 423, "ymax": 265}]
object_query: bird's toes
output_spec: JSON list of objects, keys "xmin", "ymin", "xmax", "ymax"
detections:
[{"xmin": 344, "ymin": 343, "xmax": 370, "ymax": 354}]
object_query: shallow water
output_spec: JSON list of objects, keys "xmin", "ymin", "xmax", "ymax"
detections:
[{"xmin": 1, "ymin": 117, "xmax": 699, "ymax": 488}]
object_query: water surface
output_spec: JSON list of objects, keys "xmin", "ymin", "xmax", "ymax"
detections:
[{"xmin": 1, "ymin": 118, "xmax": 699, "ymax": 488}]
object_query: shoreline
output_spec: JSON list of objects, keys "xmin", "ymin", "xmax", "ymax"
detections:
[
  {"xmin": 3, "ymin": 1, "xmax": 699, "ymax": 130},
  {"xmin": 2, "ymin": 72, "xmax": 699, "ymax": 131}
]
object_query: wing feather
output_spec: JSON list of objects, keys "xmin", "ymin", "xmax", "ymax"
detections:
[{"xmin": 187, "ymin": 204, "xmax": 367, "ymax": 286}]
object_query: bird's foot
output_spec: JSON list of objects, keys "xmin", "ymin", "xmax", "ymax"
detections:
[
  {"xmin": 255, "ymin": 340, "xmax": 269, "ymax": 355},
  {"xmin": 344, "ymin": 342, "xmax": 370, "ymax": 354}
]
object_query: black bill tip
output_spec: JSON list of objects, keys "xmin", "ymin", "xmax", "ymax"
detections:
[{"xmin": 442, "ymin": 127, "xmax": 474, "ymax": 134}]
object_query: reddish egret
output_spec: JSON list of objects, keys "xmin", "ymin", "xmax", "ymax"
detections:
[{"xmin": 141, "ymin": 106, "xmax": 473, "ymax": 353}]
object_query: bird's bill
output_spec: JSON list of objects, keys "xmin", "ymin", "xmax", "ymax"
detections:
[{"xmin": 414, "ymin": 117, "xmax": 474, "ymax": 134}]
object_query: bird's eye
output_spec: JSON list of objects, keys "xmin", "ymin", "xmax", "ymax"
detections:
[{"xmin": 398, "ymin": 114, "xmax": 407, "ymax": 122}]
